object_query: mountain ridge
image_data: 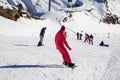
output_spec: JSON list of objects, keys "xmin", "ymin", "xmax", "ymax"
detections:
[{"xmin": 0, "ymin": 0, "xmax": 120, "ymax": 24}]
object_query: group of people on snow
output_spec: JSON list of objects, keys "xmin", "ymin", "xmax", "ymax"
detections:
[
  {"xmin": 37, "ymin": 25, "xmax": 109, "ymax": 68},
  {"xmin": 76, "ymin": 31, "xmax": 83, "ymax": 40},
  {"xmin": 76, "ymin": 31, "xmax": 109, "ymax": 47},
  {"xmin": 76, "ymin": 31, "xmax": 94, "ymax": 45}
]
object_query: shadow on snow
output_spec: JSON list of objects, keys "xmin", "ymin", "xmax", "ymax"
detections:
[
  {"xmin": 0, "ymin": 64, "xmax": 67, "ymax": 68},
  {"xmin": 14, "ymin": 44, "xmax": 36, "ymax": 47}
]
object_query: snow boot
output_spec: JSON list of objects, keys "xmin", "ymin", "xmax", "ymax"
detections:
[
  {"xmin": 37, "ymin": 42, "xmax": 42, "ymax": 46},
  {"xmin": 67, "ymin": 63, "xmax": 75, "ymax": 67}
]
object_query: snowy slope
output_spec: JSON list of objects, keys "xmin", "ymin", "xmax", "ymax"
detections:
[
  {"xmin": 0, "ymin": 0, "xmax": 120, "ymax": 80},
  {"xmin": 0, "ymin": 15, "xmax": 120, "ymax": 80},
  {"xmin": 0, "ymin": 10, "xmax": 120, "ymax": 80}
]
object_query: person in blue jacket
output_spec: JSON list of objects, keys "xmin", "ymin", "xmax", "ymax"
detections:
[
  {"xmin": 99, "ymin": 41, "xmax": 109, "ymax": 47},
  {"xmin": 37, "ymin": 27, "xmax": 46, "ymax": 46}
]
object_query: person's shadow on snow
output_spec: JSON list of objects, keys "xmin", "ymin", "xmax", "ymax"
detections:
[
  {"xmin": 0, "ymin": 64, "xmax": 67, "ymax": 68},
  {"xmin": 14, "ymin": 44, "xmax": 36, "ymax": 46}
]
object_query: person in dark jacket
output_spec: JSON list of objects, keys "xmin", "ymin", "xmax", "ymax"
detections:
[
  {"xmin": 76, "ymin": 32, "xmax": 80, "ymax": 40},
  {"xmin": 79, "ymin": 30, "xmax": 83, "ymax": 40},
  {"xmin": 99, "ymin": 41, "xmax": 109, "ymax": 47},
  {"xmin": 89, "ymin": 34, "xmax": 94, "ymax": 45},
  {"xmin": 55, "ymin": 25, "xmax": 75, "ymax": 67},
  {"xmin": 37, "ymin": 27, "xmax": 46, "ymax": 46}
]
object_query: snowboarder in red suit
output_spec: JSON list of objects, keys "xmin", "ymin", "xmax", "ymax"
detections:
[{"xmin": 55, "ymin": 25, "xmax": 74, "ymax": 67}]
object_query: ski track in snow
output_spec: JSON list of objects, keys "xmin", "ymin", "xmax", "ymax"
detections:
[{"xmin": 100, "ymin": 49, "xmax": 120, "ymax": 80}]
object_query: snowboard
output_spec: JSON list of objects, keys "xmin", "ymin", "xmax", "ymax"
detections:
[
  {"xmin": 37, "ymin": 44, "xmax": 44, "ymax": 47},
  {"xmin": 37, "ymin": 45, "xmax": 44, "ymax": 47},
  {"xmin": 70, "ymin": 65, "xmax": 77, "ymax": 69},
  {"xmin": 62, "ymin": 65, "xmax": 77, "ymax": 69}
]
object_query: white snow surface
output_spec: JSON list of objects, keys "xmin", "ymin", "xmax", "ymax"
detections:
[{"xmin": 0, "ymin": 0, "xmax": 120, "ymax": 80}]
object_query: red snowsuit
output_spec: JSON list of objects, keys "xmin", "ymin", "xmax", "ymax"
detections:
[{"xmin": 55, "ymin": 28, "xmax": 72, "ymax": 63}]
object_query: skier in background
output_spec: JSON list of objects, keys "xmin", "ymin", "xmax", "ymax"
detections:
[
  {"xmin": 76, "ymin": 32, "xmax": 80, "ymax": 40},
  {"xmin": 37, "ymin": 27, "xmax": 46, "ymax": 46},
  {"xmin": 84, "ymin": 33, "xmax": 89, "ymax": 42},
  {"xmin": 79, "ymin": 30, "xmax": 83, "ymax": 40},
  {"xmin": 107, "ymin": 32, "xmax": 110, "ymax": 38},
  {"xmin": 89, "ymin": 34, "xmax": 94, "ymax": 45},
  {"xmin": 99, "ymin": 41, "xmax": 109, "ymax": 47}
]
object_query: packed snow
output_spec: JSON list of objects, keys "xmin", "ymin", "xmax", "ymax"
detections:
[{"xmin": 0, "ymin": 0, "xmax": 120, "ymax": 80}]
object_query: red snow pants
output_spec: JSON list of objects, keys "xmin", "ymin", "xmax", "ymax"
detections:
[{"xmin": 58, "ymin": 47, "xmax": 71, "ymax": 63}]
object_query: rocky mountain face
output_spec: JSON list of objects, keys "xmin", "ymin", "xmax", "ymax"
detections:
[{"xmin": 0, "ymin": 0, "xmax": 120, "ymax": 24}]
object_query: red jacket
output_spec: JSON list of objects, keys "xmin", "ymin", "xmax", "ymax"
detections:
[{"xmin": 55, "ymin": 30, "xmax": 71, "ymax": 50}]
